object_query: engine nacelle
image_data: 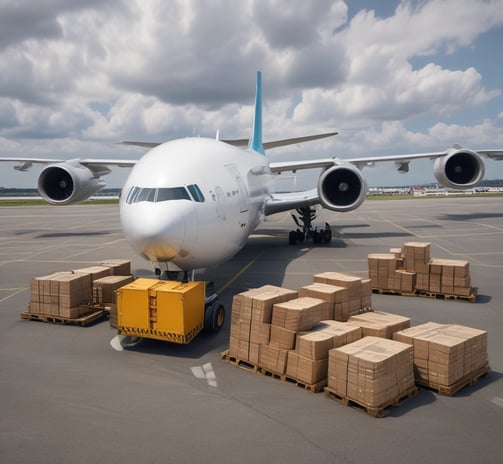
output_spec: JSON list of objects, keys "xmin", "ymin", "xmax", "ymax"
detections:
[
  {"xmin": 38, "ymin": 161, "xmax": 106, "ymax": 205},
  {"xmin": 433, "ymin": 148, "xmax": 485, "ymax": 189},
  {"xmin": 317, "ymin": 164, "xmax": 368, "ymax": 212}
]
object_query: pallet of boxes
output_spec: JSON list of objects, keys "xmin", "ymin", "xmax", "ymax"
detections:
[
  {"xmin": 222, "ymin": 272, "xmax": 420, "ymax": 416},
  {"xmin": 22, "ymin": 259, "xmax": 133, "ymax": 326},
  {"xmin": 368, "ymin": 242, "xmax": 477, "ymax": 302},
  {"xmin": 393, "ymin": 322, "xmax": 490, "ymax": 396}
]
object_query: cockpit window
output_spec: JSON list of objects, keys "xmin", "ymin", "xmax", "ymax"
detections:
[
  {"xmin": 126, "ymin": 186, "xmax": 199, "ymax": 204},
  {"xmin": 187, "ymin": 184, "xmax": 205, "ymax": 203},
  {"xmin": 156, "ymin": 187, "xmax": 190, "ymax": 202}
]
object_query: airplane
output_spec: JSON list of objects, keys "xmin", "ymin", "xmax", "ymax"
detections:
[{"xmin": 2, "ymin": 71, "xmax": 503, "ymax": 281}]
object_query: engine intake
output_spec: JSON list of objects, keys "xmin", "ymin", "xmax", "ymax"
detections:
[
  {"xmin": 38, "ymin": 161, "xmax": 106, "ymax": 205},
  {"xmin": 317, "ymin": 164, "xmax": 368, "ymax": 212},
  {"xmin": 433, "ymin": 148, "xmax": 485, "ymax": 189}
]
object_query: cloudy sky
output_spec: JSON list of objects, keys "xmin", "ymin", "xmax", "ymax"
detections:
[{"xmin": 1, "ymin": 0, "xmax": 503, "ymax": 189}]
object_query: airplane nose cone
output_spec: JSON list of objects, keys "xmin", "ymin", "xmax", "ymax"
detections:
[{"xmin": 121, "ymin": 204, "xmax": 186, "ymax": 262}]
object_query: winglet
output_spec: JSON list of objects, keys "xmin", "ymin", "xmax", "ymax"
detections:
[{"xmin": 248, "ymin": 71, "xmax": 265, "ymax": 155}]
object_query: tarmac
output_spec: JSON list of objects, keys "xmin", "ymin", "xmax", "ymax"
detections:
[{"xmin": 0, "ymin": 196, "xmax": 502, "ymax": 464}]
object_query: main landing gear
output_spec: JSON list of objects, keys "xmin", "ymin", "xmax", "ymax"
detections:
[{"xmin": 288, "ymin": 206, "xmax": 332, "ymax": 245}]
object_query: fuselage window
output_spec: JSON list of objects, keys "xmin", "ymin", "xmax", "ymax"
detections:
[{"xmin": 187, "ymin": 184, "xmax": 205, "ymax": 202}]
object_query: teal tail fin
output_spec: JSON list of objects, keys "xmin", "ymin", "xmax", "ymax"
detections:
[{"xmin": 248, "ymin": 71, "xmax": 265, "ymax": 155}]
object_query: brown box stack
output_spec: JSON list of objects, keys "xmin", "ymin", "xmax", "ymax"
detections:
[
  {"xmin": 368, "ymin": 253, "xmax": 400, "ymax": 290},
  {"xmin": 93, "ymin": 275, "xmax": 135, "ymax": 305},
  {"xmin": 271, "ymin": 297, "xmax": 323, "ymax": 331},
  {"xmin": 311, "ymin": 272, "xmax": 372, "ymax": 317},
  {"xmin": 298, "ymin": 283, "xmax": 347, "ymax": 321},
  {"xmin": 73, "ymin": 265, "xmax": 112, "ymax": 283},
  {"xmin": 403, "ymin": 242, "xmax": 431, "ymax": 290},
  {"xmin": 30, "ymin": 271, "xmax": 93, "ymax": 318},
  {"xmin": 285, "ymin": 321, "xmax": 361, "ymax": 385},
  {"xmin": 229, "ymin": 285, "xmax": 298, "ymax": 364},
  {"xmin": 99, "ymin": 259, "xmax": 131, "ymax": 276},
  {"xmin": 393, "ymin": 322, "xmax": 488, "ymax": 387},
  {"xmin": 429, "ymin": 258, "xmax": 471, "ymax": 296},
  {"xmin": 328, "ymin": 336, "xmax": 415, "ymax": 408},
  {"xmin": 347, "ymin": 311, "xmax": 410, "ymax": 339}
]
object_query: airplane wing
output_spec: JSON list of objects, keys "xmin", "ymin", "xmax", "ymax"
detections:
[
  {"xmin": 1, "ymin": 157, "xmax": 137, "ymax": 172},
  {"xmin": 264, "ymin": 189, "xmax": 319, "ymax": 215},
  {"xmin": 269, "ymin": 149, "xmax": 503, "ymax": 174},
  {"xmin": 121, "ymin": 131, "xmax": 338, "ymax": 150},
  {"xmin": 265, "ymin": 147, "xmax": 503, "ymax": 216}
]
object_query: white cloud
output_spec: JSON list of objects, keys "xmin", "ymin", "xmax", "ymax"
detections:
[{"xmin": 1, "ymin": 0, "xmax": 503, "ymax": 188}]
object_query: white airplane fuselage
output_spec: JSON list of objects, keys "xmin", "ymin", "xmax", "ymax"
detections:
[{"xmin": 120, "ymin": 137, "xmax": 272, "ymax": 271}]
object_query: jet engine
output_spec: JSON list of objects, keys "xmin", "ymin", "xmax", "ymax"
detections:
[
  {"xmin": 317, "ymin": 163, "xmax": 368, "ymax": 212},
  {"xmin": 433, "ymin": 148, "xmax": 485, "ymax": 189},
  {"xmin": 38, "ymin": 161, "xmax": 106, "ymax": 205}
]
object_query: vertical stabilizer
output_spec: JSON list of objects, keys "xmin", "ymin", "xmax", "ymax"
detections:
[{"xmin": 248, "ymin": 71, "xmax": 265, "ymax": 155}]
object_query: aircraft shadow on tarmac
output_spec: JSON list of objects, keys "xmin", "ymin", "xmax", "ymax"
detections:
[
  {"xmin": 35, "ymin": 231, "xmax": 113, "ymax": 238},
  {"xmin": 439, "ymin": 212, "xmax": 503, "ymax": 221}
]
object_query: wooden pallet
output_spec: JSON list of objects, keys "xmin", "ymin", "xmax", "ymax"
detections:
[
  {"xmin": 258, "ymin": 367, "xmax": 327, "ymax": 393},
  {"xmin": 372, "ymin": 287, "xmax": 478, "ymax": 303},
  {"xmin": 221, "ymin": 350, "xmax": 326, "ymax": 392},
  {"xmin": 324, "ymin": 385, "xmax": 418, "ymax": 418},
  {"xmin": 416, "ymin": 363, "xmax": 490, "ymax": 396},
  {"xmin": 20, "ymin": 309, "xmax": 105, "ymax": 327},
  {"xmin": 220, "ymin": 350, "xmax": 259, "ymax": 374}
]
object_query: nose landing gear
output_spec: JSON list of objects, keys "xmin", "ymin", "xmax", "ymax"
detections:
[{"xmin": 288, "ymin": 206, "xmax": 332, "ymax": 245}]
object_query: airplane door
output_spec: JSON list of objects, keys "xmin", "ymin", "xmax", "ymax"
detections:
[{"xmin": 226, "ymin": 164, "xmax": 249, "ymax": 213}]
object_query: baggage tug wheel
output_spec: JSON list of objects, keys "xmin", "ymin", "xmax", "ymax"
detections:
[{"xmin": 204, "ymin": 300, "xmax": 225, "ymax": 333}]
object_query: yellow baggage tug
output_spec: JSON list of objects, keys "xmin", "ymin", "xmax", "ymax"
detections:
[{"xmin": 116, "ymin": 278, "xmax": 225, "ymax": 343}]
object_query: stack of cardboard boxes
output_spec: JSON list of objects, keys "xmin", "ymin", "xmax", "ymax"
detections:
[
  {"xmin": 346, "ymin": 311, "xmax": 411, "ymax": 339},
  {"xmin": 300, "ymin": 272, "xmax": 372, "ymax": 321},
  {"xmin": 28, "ymin": 260, "xmax": 132, "ymax": 319},
  {"xmin": 229, "ymin": 273, "xmax": 413, "ymax": 389},
  {"xmin": 327, "ymin": 336, "xmax": 415, "ymax": 409},
  {"xmin": 393, "ymin": 322, "xmax": 488, "ymax": 388},
  {"xmin": 30, "ymin": 272, "xmax": 93, "ymax": 319},
  {"xmin": 229, "ymin": 285, "xmax": 298, "ymax": 366},
  {"xmin": 368, "ymin": 242, "xmax": 474, "ymax": 297},
  {"xmin": 287, "ymin": 321, "xmax": 361, "ymax": 385}
]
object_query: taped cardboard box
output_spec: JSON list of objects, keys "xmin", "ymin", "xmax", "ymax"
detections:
[
  {"xmin": 72, "ymin": 265, "xmax": 112, "ymax": 283},
  {"xmin": 296, "ymin": 321, "xmax": 361, "ymax": 360},
  {"xmin": 259, "ymin": 344, "xmax": 289, "ymax": 374},
  {"xmin": 286, "ymin": 351, "xmax": 328, "ymax": 385},
  {"xmin": 270, "ymin": 325, "xmax": 297, "ymax": 350},
  {"xmin": 93, "ymin": 275, "xmax": 134, "ymax": 305},
  {"xmin": 298, "ymin": 283, "xmax": 347, "ymax": 321},
  {"xmin": 347, "ymin": 311, "xmax": 410, "ymax": 339},
  {"xmin": 99, "ymin": 259, "xmax": 131, "ymax": 276},
  {"xmin": 313, "ymin": 272, "xmax": 362, "ymax": 301},
  {"xmin": 271, "ymin": 297, "xmax": 323, "ymax": 331},
  {"xmin": 328, "ymin": 336, "xmax": 414, "ymax": 408}
]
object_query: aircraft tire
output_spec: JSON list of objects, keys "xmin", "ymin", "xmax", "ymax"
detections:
[
  {"xmin": 288, "ymin": 231, "xmax": 297, "ymax": 245},
  {"xmin": 323, "ymin": 229, "xmax": 332, "ymax": 243},
  {"xmin": 204, "ymin": 300, "xmax": 225, "ymax": 333}
]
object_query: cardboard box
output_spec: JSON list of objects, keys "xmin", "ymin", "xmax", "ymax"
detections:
[
  {"xmin": 286, "ymin": 351, "xmax": 328, "ymax": 385},
  {"xmin": 99, "ymin": 259, "xmax": 131, "ymax": 276},
  {"xmin": 270, "ymin": 325, "xmax": 297, "ymax": 350},
  {"xmin": 298, "ymin": 283, "xmax": 348, "ymax": 320},
  {"xmin": 328, "ymin": 336, "xmax": 414, "ymax": 408},
  {"xmin": 347, "ymin": 311, "xmax": 410, "ymax": 339},
  {"xmin": 271, "ymin": 297, "xmax": 323, "ymax": 331},
  {"xmin": 93, "ymin": 275, "xmax": 134, "ymax": 304},
  {"xmin": 258, "ymin": 344, "xmax": 289, "ymax": 374}
]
